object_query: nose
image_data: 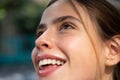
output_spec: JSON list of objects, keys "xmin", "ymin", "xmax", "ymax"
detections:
[{"xmin": 35, "ymin": 31, "xmax": 55, "ymax": 51}]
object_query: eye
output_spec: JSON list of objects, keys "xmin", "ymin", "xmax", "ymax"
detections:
[
  {"xmin": 36, "ymin": 30, "xmax": 44, "ymax": 38},
  {"xmin": 60, "ymin": 23, "xmax": 74, "ymax": 31}
]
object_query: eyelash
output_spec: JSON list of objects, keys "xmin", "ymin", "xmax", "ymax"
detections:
[
  {"xmin": 36, "ymin": 22, "xmax": 75, "ymax": 38},
  {"xmin": 36, "ymin": 30, "xmax": 44, "ymax": 38},
  {"xmin": 59, "ymin": 22, "xmax": 75, "ymax": 31}
]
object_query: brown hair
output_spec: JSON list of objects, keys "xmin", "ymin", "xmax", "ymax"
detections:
[
  {"xmin": 72, "ymin": 1, "xmax": 120, "ymax": 80},
  {"xmin": 47, "ymin": 0, "xmax": 120, "ymax": 80}
]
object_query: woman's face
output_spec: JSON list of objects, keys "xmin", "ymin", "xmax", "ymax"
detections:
[{"xmin": 32, "ymin": 1, "xmax": 105, "ymax": 80}]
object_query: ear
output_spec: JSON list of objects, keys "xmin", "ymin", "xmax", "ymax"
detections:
[{"xmin": 105, "ymin": 35, "xmax": 120, "ymax": 66}]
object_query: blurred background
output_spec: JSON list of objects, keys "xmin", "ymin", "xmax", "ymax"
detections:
[
  {"xmin": 0, "ymin": 0, "xmax": 50, "ymax": 80},
  {"xmin": 0, "ymin": 0, "xmax": 120, "ymax": 80}
]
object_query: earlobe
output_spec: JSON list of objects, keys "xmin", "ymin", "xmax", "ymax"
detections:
[{"xmin": 105, "ymin": 35, "xmax": 120, "ymax": 66}]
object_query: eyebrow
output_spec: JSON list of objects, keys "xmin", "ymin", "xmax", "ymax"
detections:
[
  {"xmin": 37, "ymin": 24, "xmax": 46, "ymax": 30},
  {"xmin": 53, "ymin": 15, "xmax": 80, "ymax": 24},
  {"xmin": 37, "ymin": 16, "xmax": 80, "ymax": 29}
]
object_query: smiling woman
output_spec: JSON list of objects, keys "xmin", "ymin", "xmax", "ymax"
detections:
[{"xmin": 31, "ymin": 0, "xmax": 120, "ymax": 80}]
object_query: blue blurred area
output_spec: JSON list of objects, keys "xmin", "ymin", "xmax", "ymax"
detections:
[
  {"xmin": 0, "ymin": 35, "xmax": 35, "ymax": 64},
  {"xmin": 0, "ymin": 34, "xmax": 37, "ymax": 80}
]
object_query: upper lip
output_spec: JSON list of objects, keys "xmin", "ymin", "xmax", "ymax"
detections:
[{"xmin": 35, "ymin": 54, "xmax": 66, "ymax": 65}]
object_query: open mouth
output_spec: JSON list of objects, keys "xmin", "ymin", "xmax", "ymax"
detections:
[{"xmin": 37, "ymin": 57, "xmax": 66, "ymax": 77}]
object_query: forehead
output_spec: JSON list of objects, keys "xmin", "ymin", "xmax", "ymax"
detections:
[{"xmin": 40, "ymin": 0, "xmax": 84, "ymax": 24}]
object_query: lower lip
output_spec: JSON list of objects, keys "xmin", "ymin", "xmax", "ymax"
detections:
[{"xmin": 38, "ymin": 65, "xmax": 61, "ymax": 77}]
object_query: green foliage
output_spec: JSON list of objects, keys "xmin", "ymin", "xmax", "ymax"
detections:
[
  {"xmin": 0, "ymin": 0, "xmax": 47, "ymax": 34},
  {"xmin": 0, "ymin": 9, "xmax": 6, "ymax": 20}
]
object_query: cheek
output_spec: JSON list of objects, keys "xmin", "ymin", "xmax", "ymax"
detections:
[
  {"xmin": 59, "ymin": 36, "xmax": 98, "ymax": 79},
  {"xmin": 59, "ymin": 35, "xmax": 96, "ymax": 62},
  {"xmin": 31, "ymin": 48, "xmax": 37, "ymax": 66}
]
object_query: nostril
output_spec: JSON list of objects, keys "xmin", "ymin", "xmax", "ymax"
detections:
[
  {"xmin": 36, "ymin": 43, "xmax": 48, "ymax": 49},
  {"xmin": 42, "ymin": 44, "xmax": 49, "ymax": 47}
]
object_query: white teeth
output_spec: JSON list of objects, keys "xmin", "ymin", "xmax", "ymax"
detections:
[
  {"xmin": 39, "ymin": 59, "xmax": 65, "ymax": 68},
  {"xmin": 47, "ymin": 59, "xmax": 51, "ymax": 64},
  {"xmin": 56, "ymin": 60, "xmax": 61, "ymax": 65},
  {"xmin": 52, "ymin": 59, "xmax": 56, "ymax": 65}
]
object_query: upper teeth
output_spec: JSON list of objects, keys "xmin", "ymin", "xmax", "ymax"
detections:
[{"xmin": 39, "ymin": 59, "xmax": 64, "ymax": 68}]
